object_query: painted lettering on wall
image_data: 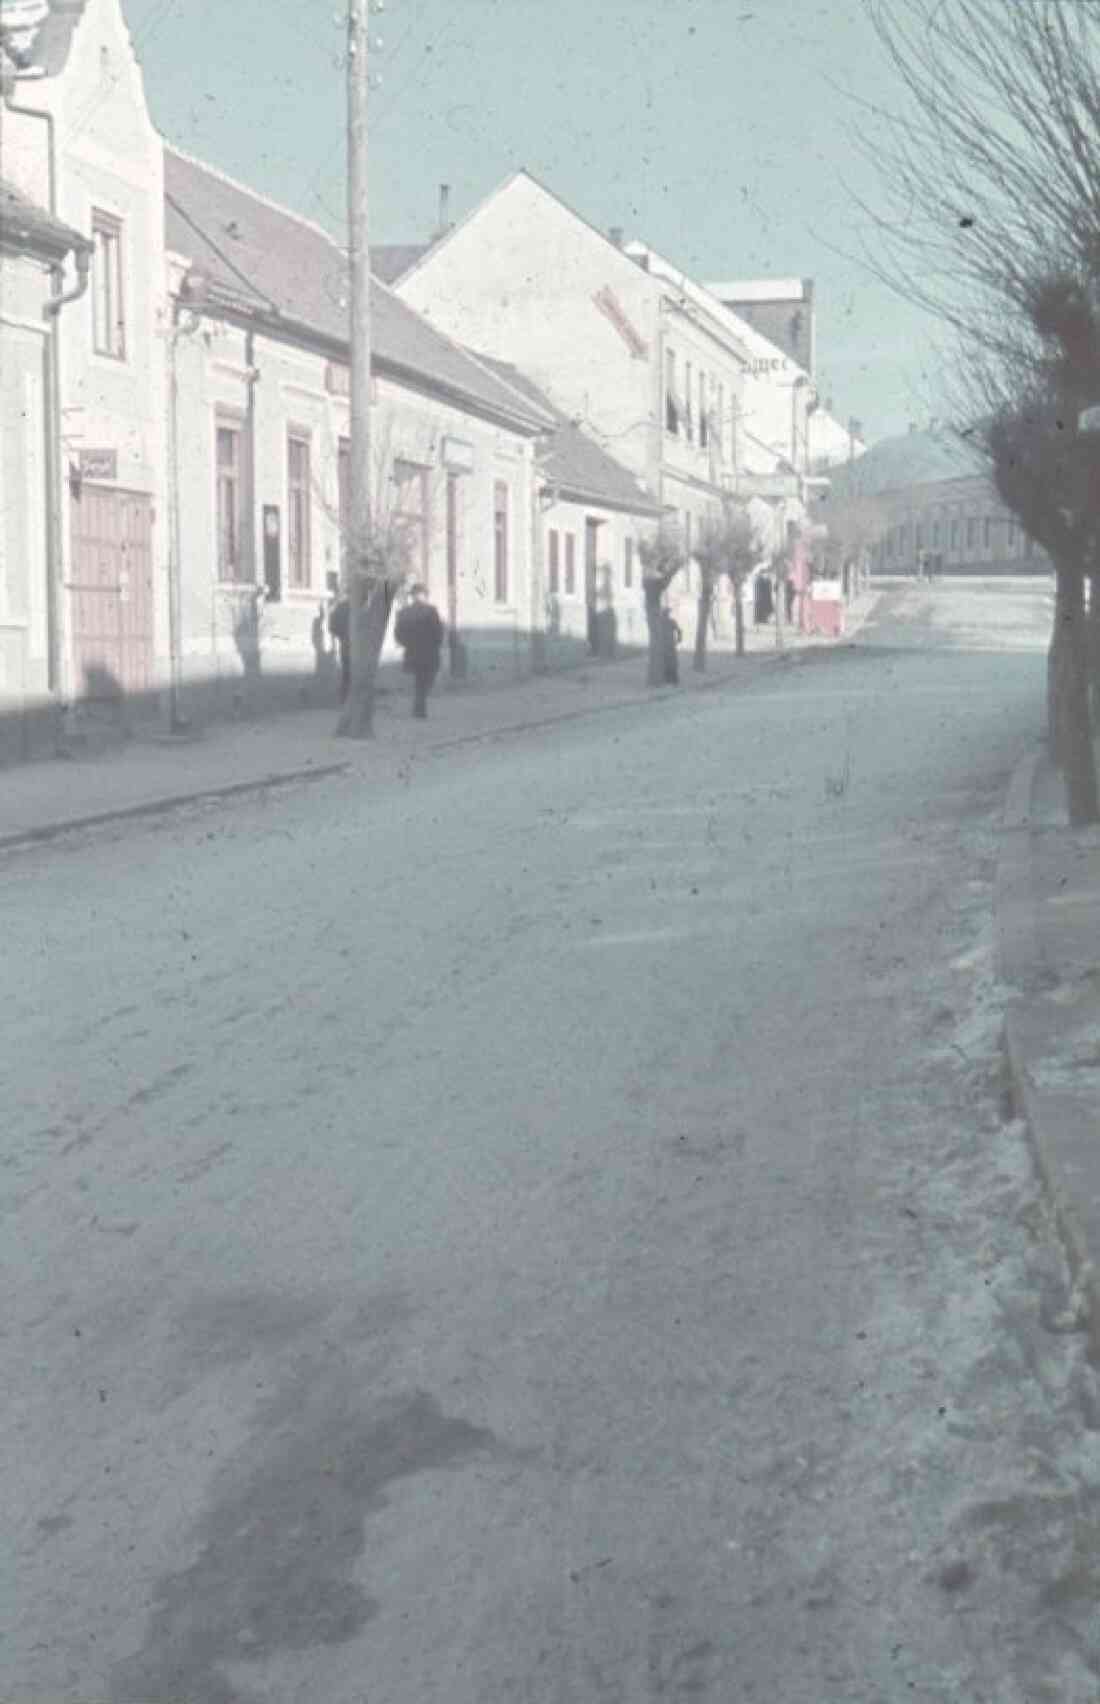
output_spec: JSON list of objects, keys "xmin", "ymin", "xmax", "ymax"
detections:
[{"xmin": 592, "ymin": 286, "xmax": 649, "ymax": 360}]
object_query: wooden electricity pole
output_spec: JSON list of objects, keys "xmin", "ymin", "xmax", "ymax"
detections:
[{"xmin": 339, "ymin": 0, "xmax": 373, "ymax": 737}]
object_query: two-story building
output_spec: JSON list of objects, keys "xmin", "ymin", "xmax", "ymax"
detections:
[
  {"xmin": 395, "ymin": 173, "xmax": 760, "ymax": 638},
  {"xmin": 396, "ymin": 172, "xmax": 864, "ymax": 645}
]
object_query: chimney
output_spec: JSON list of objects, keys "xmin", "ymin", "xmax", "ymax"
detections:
[
  {"xmin": 437, "ymin": 183, "xmax": 451, "ymax": 236},
  {"xmin": 609, "ymin": 226, "xmax": 624, "ymax": 248}
]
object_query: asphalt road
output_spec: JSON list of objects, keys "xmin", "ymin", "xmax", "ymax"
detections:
[{"xmin": 8, "ymin": 577, "xmax": 1100, "ymax": 1703}]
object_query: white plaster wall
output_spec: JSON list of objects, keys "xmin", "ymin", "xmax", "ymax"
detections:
[
  {"xmin": 397, "ymin": 175, "xmax": 660, "ymax": 491},
  {"xmin": 44, "ymin": 0, "xmax": 170, "ymax": 688},
  {"xmin": 540, "ymin": 498, "xmax": 652, "ymax": 650},
  {"xmin": 0, "ymin": 256, "xmax": 51, "ymax": 705},
  {"xmin": 172, "ymin": 317, "xmax": 540, "ymax": 694}
]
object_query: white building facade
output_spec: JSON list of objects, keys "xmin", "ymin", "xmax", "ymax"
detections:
[
  {"xmin": 0, "ymin": 173, "xmax": 90, "ymax": 759},
  {"xmin": 164, "ymin": 150, "xmax": 551, "ymax": 715},
  {"xmin": 2, "ymin": 0, "xmax": 169, "ymax": 736},
  {"xmin": 397, "ymin": 173, "xmax": 862, "ymax": 643}
]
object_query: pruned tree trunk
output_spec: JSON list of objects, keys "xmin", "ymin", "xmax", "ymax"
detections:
[
  {"xmin": 1087, "ymin": 562, "xmax": 1100, "ymax": 729},
  {"xmin": 338, "ymin": 576, "xmax": 396, "ymax": 739},
  {"xmin": 644, "ymin": 578, "xmax": 666, "ymax": 688},
  {"xmin": 1050, "ymin": 563, "xmax": 1099, "ymax": 826},
  {"xmin": 693, "ymin": 579, "xmax": 713, "ymax": 673},
  {"xmin": 732, "ymin": 576, "xmax": 745, "ymax": 656}
]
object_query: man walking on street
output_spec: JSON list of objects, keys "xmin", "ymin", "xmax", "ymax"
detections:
[{"xmin": 394, "ymin": 582, "xmax": 445, "ymax": 719}]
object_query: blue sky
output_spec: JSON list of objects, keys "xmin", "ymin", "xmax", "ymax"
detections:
[{"xmin": 125, "ymin": 0, "xmax": 943, "ymax": 443}]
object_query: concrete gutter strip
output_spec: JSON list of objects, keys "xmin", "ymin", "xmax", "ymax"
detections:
[
  {"xmin": 0, "ymin": 760, "xmax": 351, "ymax": 852},
  {"xmin": 1003, "ymin": 1002, "xmax": 1100, "ymax": 1363},
  {"xmin": 997, "ymin": 746, "xmax": 1100, "ymax": 1363}
]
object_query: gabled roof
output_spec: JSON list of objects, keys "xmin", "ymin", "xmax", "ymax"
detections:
[
  {"xmin": 0, "ymin": 174, "xmax": 88, "ymax": 259},
  {"xmin": 0, "ymin": 0, "xmax": 87, "ymax": 76},
  {"xmin": 397, "ymin": 168, "xmax": 655, "ymax": 292},
  {"xmin": 372, "ymin": 242, "xmax": 431, "ymax": 285},
  {"xmin": 475, "ymin": 354, "xmax": 662, "ymax": 518},
  {"xmin": 163, "ymin": 148, "xmax": 551, "ymax": 435}
]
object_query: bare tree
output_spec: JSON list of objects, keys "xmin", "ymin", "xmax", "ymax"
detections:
[
  {"xmin": 693, "ymin": 505, "xmax": 759, "ymax": 663},
  {"xmin": 637, "ymin": 523, "xmax": 686, "ymax": 687},
  {"xmin": 314, "ymin": 417, "xmax": 442, "ymax": 737},
  {"xmin": 858, "ymin": 0, "xmax": 1100, "ymax": 822}
]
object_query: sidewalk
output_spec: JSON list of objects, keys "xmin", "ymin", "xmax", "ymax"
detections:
[
  {"xmin": 997, "ymin": 746, "xmax": 1100, "ymax": 1356},
  {"xmin": 0, "ymin": 586, "xmax": 881, "ymax": 851}
]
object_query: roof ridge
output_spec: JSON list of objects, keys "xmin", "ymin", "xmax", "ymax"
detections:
[{"xmin": 164, "ymin": 143, "xmax": 348, "ymax": 261}]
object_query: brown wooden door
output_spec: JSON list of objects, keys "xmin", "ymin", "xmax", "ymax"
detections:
[{"xmin": 69, "ymin": 486, "xmax": 154, "ymax": 700}]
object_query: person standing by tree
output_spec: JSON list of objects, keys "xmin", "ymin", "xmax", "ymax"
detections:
[
  {"xmin": 660, "ymin": 607, "xmax": 682, "ymax": 685},
  {"xmin": 394, "ymin": 583, "xmax": 445, "ymax": 719},
  {"xmin": 328, "ymin": 592, "xmax": 351, "ymax": 703}
]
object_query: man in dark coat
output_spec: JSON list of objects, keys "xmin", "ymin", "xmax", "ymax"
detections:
[{"xmin": 394, "ymin": 583, "xmax": 445, "ymax": 718}]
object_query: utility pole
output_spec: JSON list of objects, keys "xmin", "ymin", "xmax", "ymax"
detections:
[{"xmin": 339, "ymin": 0, "xmax": 373, "ymax": 736}]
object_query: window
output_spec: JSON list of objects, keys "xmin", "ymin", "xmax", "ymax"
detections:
[
  {"xmin": 685, "ymin": 361, "xmax": 694, "ymax": 441},
  {"xmin": 216, "ymin": 419, "xmax": 243, "ymax": 582},
  {"xmin": 565, "ymin": 532, "xmax": 576, "ymax": 595},
  {"xmin": 393, "ymin": 459, "xmax": 429, "ymax": 582},
  {"xmin": 287, "ymin": 432, "xmax": 312, "ymax": 589},
  {"xmin": 932, "ymin": 517, "xmax": 941, "ymax": 548},
  {"xmin": 699, "ymin": 370, "xmax": 708, "ymax": 448},
  {"xmin": 915, "ymin": 522, "xmax": 924, "ymax": 551},
  {"xmin": 683, "ymin": 511, "xmax": 693, "ymax": 592},
  {"xmin": 548, "ymin": 528, "xmax": 560, "ymax": 595},
  {"xmin": 92, "ymin": 212, "xmax": 125, "ymax": 358},
  {"xmin": 493, "ymin": 481, "xmax": 509, "ymax": 603},
  {"xmin": 983, "ymin": 516, "xmax": 991, "ymax": 551},
  {"xmin": 624, "ymin": 536, "xmax": 634, "ymax": 589},
  {"xmin": 716, "ymin": 383, "xmax": 725, "ymax": 462},
  {"xmin": 1007, "ymin": 520, "xmax": 1017, "ymax": 553},
  {"xmin": 966, "ymin": 516, "xmax": 978, "ymax": 551},
  {"xmin": 665, "ymin": 349, "xmax": 679, "ymax": 436},
  {"xmin": 950, "ymin": 518, "xmax": 960, "ymax": 553}
]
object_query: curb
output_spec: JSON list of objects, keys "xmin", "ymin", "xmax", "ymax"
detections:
[
  {"xmin": 0, "ymin": 609, "xmax": 880, "ymax": 852},
  {"xmin": 996, "ymin": 745, "xmax": 1100, "ymax": 1362},
  {"xmin": 0, "ymin": 760, "xmax": 350, "ymax": 853}
]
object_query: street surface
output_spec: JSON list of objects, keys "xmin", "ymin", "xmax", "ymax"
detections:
[{"xmin": 8, "ymin": 577, "xmax": 1100, "ymax": 1703}]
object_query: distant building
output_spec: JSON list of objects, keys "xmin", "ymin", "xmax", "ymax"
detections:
[
  {"xmin": 704, "ymin": 278, "xmax": 815, "ymax": 377},
  {"xmin": 819, "ymin": 425, "xmax": 1052, "ymax": 576}
]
